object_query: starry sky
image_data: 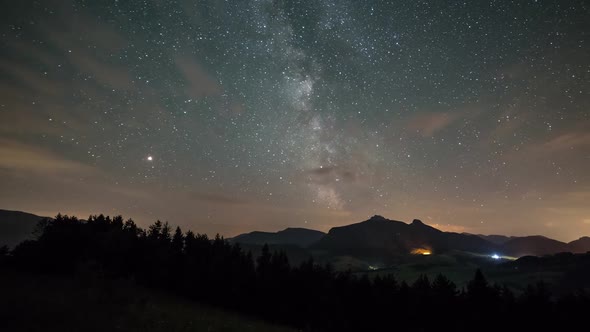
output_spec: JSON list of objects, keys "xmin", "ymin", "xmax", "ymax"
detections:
[{"xmin": 1, "ymin": 0, "xmax": 589, "ymax": 241}]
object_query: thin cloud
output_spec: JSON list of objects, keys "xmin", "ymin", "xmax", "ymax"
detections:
[
  {"xmin": 0, "ymin": 139, "xmax": 95, "ymax": 175},
  {"xmin": 544, "ymin": 132, "xmax": 590, "ymax": 151},
  {"xmin": 42, "ymin": 27, "xmax": 133, "ymax": 91},
  {"xmin": 175, "ymin": 56, "xmax": 222, "ymax": 98},
  {"xmin": 66, "ymin": 52, "xmax": 133, "ymax": 90},
  {"xmin": 0, "ymin": 60, "xmax": 66, "ymax": 97},
  {"xmin": 405, "ymin": 112, "xmax": 455, "ymax": 137}
]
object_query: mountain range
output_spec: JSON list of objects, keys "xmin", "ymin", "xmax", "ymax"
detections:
[
  {"xmin": 231, "ymin": 215, "xmax": 590, "ymax": 258},
  {"xmin": 2, "ymin": 209, "xmax": 590, "ymax": 257}
]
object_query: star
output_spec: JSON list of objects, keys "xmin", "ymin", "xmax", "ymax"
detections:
[{"xmin": 0, "ymin": 0, "xmax": 587, "ymax": 241}]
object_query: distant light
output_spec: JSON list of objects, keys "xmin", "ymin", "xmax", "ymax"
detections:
[
  {"xmin": 147, "ymin": 156, "xmax": 153, "ymax": 161},
  {"xmin": 491, "ymin": 254, "xmax": 500, "ymax": 260},
  {"xmin": 411, "ymin": 248, "xmax": 432, "ymax": 256}
]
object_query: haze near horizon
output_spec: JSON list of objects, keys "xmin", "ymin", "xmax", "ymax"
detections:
[{"xmin": 1, "ymin": 1, "xmax": 589, "ymax": 241}]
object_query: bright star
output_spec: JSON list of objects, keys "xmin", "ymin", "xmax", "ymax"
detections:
[{"xmin": 147, "ymin": 156, "xmax": 153, "ymax": 161}]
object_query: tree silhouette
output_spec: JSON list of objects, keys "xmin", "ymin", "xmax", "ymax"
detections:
[
  {"xmin": 148, "ymin": 220, "xmax": 162, "ymax": 240},
  {"xmin": 0, "ymin": 245, "xmax": 8, "ymax": 267},
  {"xmin": 467, "ymin": 268, "xmax": 489, "ymax": 296},
  {"xmin": 256, "ymin": 243, "xmax": 272, "ymax": 275},
  {"xmin": 432, "ymin": 273, "xmax": 457, "ymax": 300},
  {"xmin": 4, "ymin": 213, "xmax": 590, "ymax": 332},
  {"xmin": 0, "ymin": 245, "xmax": 8, "ymax": 256},
  {"xmin": 172, "ymin": 226, "xmax": 184, "ymax": 254},
  {"xmin": 161, "ymin": 222, "xmax": 172, "ymax": 242}
]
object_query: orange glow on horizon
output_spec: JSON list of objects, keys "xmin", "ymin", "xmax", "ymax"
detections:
[{"xmin": 411, "ymin": 248, "xmax": 432, "ymax": 255}]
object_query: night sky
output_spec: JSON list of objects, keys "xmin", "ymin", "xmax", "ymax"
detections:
[{"xmin": 1, "ymin": 0, "xmax": 589, "ymax": 241}]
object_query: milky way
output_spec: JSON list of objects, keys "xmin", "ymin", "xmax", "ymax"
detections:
[{"xmin": 1, "ymin": 0, "xmax": 589, "ymax": 240}]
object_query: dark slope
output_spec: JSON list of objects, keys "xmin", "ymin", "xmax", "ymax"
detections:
[
  {"xmin": 312, "ymin": 215, "xmax": 497, "ymax": 256},
  {"xmin": 502, "ymin": 236, "xmax": 569, "ymax": 257},
  {"xmin": 567, "ymin": 236, "xmax": 590, "ymax": 253},
  {"xmin": 0, "ymin": 209, "xmax": 45, "ymax": 247},
  {"xmin": 230, "ymin": 227, "xmax": 325, "ymax": 248},
  {"xmin": 476, "ymin": 234, "xmax": 514, "ymax": 245}
]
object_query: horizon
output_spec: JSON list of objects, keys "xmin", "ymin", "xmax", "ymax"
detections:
[
  {"xmin": 1, "ymin": 1, "xmax": 589, "ymax": 242},
  {"xmin": 3, "ymin": 207, "xmax": 588, "ymax": 243}
]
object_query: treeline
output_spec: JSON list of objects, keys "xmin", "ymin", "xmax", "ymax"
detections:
[{"xmin": 2, "ymin": 214, "xmax": 589, "ymax": 331}]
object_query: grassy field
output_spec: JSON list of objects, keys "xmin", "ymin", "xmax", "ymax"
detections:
[{"xmin": 0, "ymin": 269, "xmax": 298, "ymax": 332}]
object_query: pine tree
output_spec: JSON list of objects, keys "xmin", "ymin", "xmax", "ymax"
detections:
[
  {"xmin": 467, "ymin": 268, "xmax": 489, "ymax": 297},
  {"xmin": 148, "ymin": 220, "xmax": 163, "ymax": 240},
  {"xmin": 257, "ymin": 244, "xmax": 272, "ymax": 274},
  {"xmin": 432, "ymin": 273, "xmax": 456, "ymax": 299},
  {"xmin": 172, "ymin": 226, "xmax": 184, "ymax": 253},
  {"xmin": 161, "ymin": 222, "xmax": 172, "ymax": 242}
]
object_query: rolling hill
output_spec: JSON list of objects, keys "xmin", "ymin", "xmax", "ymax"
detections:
[
  {"xmin": 501, "ymin": 236, "xmax": 569, "ymax": 257},
  {"xmin": 230, "ymin": 227, "xmax": 325, "ymax": 248},
  {"xmin": 568, "ymin": 236, "xmax": 590, "ymax": 253}
]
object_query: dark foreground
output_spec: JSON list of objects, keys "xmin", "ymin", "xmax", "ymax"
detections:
[
  {"xmin": 2, "ymin": 214, "xmax": 590, "ymax": 332},
  {"xmin": 0, "ymin": 269, "xmax": 295, "ymax": 332}
]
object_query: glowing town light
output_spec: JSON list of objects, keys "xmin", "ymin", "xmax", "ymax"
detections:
[
  {"xmin": 411, "ymin": 248, "xmax": 432, "ymax": 255},
  {"xmin": 491, "ymin": 254, "xmax": 500, "ymax": 260}
]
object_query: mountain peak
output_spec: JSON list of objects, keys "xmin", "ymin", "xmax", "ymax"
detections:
[
  {"xmin": 368, "ymin": 215, "xmax": 387, "ymax": 222},
  {"xmin": 313, "ymin": 214, "xmax": 495, "ymax": 255}
]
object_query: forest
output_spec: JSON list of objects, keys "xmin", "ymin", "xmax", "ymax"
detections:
[{"xmin": 2, "ymin": 214, "xmax": 589, "ymax": 331}]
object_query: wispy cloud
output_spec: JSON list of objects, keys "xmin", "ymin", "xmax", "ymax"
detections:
[
  {"xmin": 42, "ymin": 21, "xmax": 133, "ymax": 91},
  {"xmin": 175, "ymin": 56, "xmax": 222, "ymax": 98},
  {"xmin": 0, "ymin": 139, "xmax": 95, "ymax": 175},
  {"xmin": 65, "ymin": 51, "xmax": 133, "ymax": 91},
  {"xmin": 0, "ymin": 60, "xmax": 66, "ymax": 97},
  {"xmin": 544, "ymin": 132, "xmax": 590, "ymax": 151},
  {"xmin": 405, "ymin": 112, "xmax": 456, "ymax": 137}
]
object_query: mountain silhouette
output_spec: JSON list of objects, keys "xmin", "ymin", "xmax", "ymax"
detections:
[
  {"xmin": 0, "ymin": 209, "xmax": 45, "ymax": 247},
  {"xmin": 475, "ymin": 234, "xmax": 515, "ymax": 245},
  {"xmin": 230, "ymin": 227, "xmax": 326, "ymax": 248},
  {"xmin": 4, "ymin": 208, "xmax": 590, "ymax": 258},
  {"xmin": 568, "ymin": 236, "xmax": 590, "ymax": 253},
  {"xmin": 475, "ymin": 235, "xmax": 590, "ymax": 256},
  {"xmin": 312, "ymin": 215, "xmax": 498, "ymax": 256},
  {"xmin": 502, "ymin": 236, "xmax": 570, "ymax": 257}
]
